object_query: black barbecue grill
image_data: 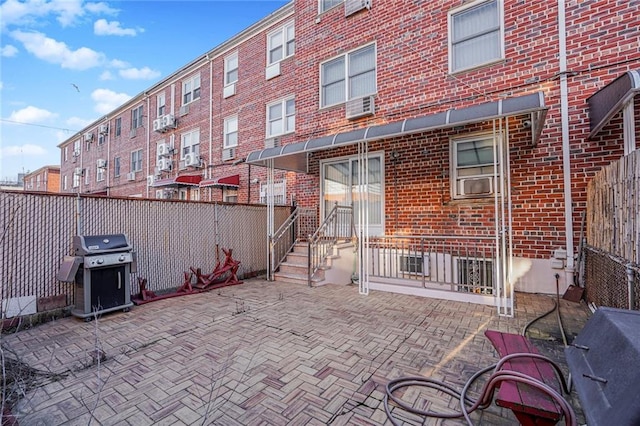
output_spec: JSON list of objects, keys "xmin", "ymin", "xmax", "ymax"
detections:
[{"xmin": 58, "ymin": 234, "xmax": 135, "ymax": 319}]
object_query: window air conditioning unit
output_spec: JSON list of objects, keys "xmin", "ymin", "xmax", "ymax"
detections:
[
  {"xmin": 152, "ymin": 118, "xmax": 163, "ymax": 132},
  {"xmin": 162, "ymin": 114, "xmax": 176, "ymax": 129},
  {"xmin": 96, "ymin": 159, "xmax": 107, "ymax": 168},
  {"xmin": 345, "ymin": 0, "xmax": 372, "ymax": 16},
  {"xmin": 265, "ymin": 137, "xmax": 280, "ymax": 149},
  {"xmin": 158, "ymin": 158, "xmax": 172, "ymax": 171},
  {"xmin": 127, "ymin": 172, "xmax": 136, "ymax": 181},
  {"xmin": 72, "ymin": 149, "xmax": 80, "ymax": 157},
  {"xmin": 157, "ymin": 143, "xmax": 171, "ymax": 157},
  {"xmin": 179, "ymin": 105, "xmax": 189, "ymax": 116},
  {"xmin": 345, "ymin": 95, "xmax": 375, "ymax": 119},
  {"xmin": 73, "ymin": 167, "xmax": 83, "ymax": 176},
  {"xmin": 459, "ymin": 177, "xmax": 493, "ymax": 196},
  {"xmin": 222, "ymin": 147, "xmax": 235, "ymax": 161},
  {"xmin": 147, "ymin": 175, "xmax": 155, "ymax": 186},
  {"xmin": 84, "ymin": 132, "xmax": 94, "ymax": 142},
  {"xmin": 98, "ymin": 124, "xmax": 109, "ymax": 134},
  {"xmin": 184, "ymin": 152, "xmax": 201, "ymax": 167}
]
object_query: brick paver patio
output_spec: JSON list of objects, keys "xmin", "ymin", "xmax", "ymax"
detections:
[{"xmin": 3, "ymin": 279, "xmax": 591, "ymax": 425}]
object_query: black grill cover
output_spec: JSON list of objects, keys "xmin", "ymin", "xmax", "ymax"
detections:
[
  {"xmin": 73, "ymin": 234, "xmax": 131, "ymax": 255},
  {"xmin": 565, "ymin": 307, "xmax": 640, "ymax": 426}
]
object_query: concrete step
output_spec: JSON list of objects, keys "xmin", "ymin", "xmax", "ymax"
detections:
[
  {"xmin": 285, "ymin": 252, "xmax": 308, "ymax": 265},
  {"xmin": 278, "ymin": 262, "xmax": 307, "ymax": 275},
  {"xmin": 274, "ymin": 271, "xmax": 324, "ymax": 286}
]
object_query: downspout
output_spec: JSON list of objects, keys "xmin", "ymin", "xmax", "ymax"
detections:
[
  {"xmin": 558, "ymin": 0, "xmax": 575, "ymax": 285},
  {"xmin": 208, "ymin": 54, "xmax": 213, "ymax": 183},
  {"xmin": 145, "ymin": 94, "xmax": 151, "ymax": 198},
  {"xmin": 106, "ymin": 117, "xmax": 111, "ymax": 196}
]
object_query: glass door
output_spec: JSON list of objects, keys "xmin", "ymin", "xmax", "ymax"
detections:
[{"xmin": 321, "ymin": 154, "xmax": 383, "ymax": 235}]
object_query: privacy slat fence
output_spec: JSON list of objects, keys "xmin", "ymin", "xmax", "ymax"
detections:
[
  {"xmin": 1, "ymin": 191, "xmax": 289, "ymax": 310},
  {"xmin": 586, "ymin": 149, "xmax": 640, "ymax": 309}
]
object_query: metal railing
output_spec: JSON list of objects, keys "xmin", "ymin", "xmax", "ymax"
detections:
[
  {"xmin": 308, "ymin": 203, "xmax": 355, "ymax": 286},
  {"xmin": 368, "ymin": 235, "xmax": 497, "ymax": 294},
  {"xmin": 269, "ymin": 206, "xmax": 317, "ymax": 279}
]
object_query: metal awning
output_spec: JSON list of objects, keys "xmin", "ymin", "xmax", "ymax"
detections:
[
  {"xmin": 588, "ymin": 69, "xmax": 640, "ymax": 139},
  {"xmin": 152, "ymin": 174, "xmax": 202, "ymax": 187},
  {"xmin": 200, "ymin": 174, "xmax": 240, "ymax": 188},
  {"xmin": 246, "ymin": 92, "xmax": 548, "ymax": 172}
]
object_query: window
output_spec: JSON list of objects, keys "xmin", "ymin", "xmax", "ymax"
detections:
[
  {"xmin": 98, "ymin": 133, "xmax": 106, "ymax": 145},
  {"xmin": 97, "ymin": 166, "xmax": 105, "ymax": 182},
  {"xmin": 64, "ymin": 146, "xmax": 68, "ymax": 162},
  {"xmin": 225, "ymin": 53, "xmax": 238, "ymax": 86},
  {"xmin": 449, "ymin": 0, "xmax": 503, "ymax": 73},
  {"xmin": 131, "ymin": 105, "xmax": 143, "ymax": 129},
  {"xmin": 321, "ymin": 44, "xmax": 376, "ymax": 107},
  {"xmin": 181, "ymin": 129, "xmax": 200, "ymax": 159},
  {"xmin": 72, "ymin": 173, "xmax": 79, "ymax": 188},
  {"xmin": 223, "ymin": 187, "xmax": 238, "ymax": 203},
  {"xmin": 182, "ymin": 74, "xmax": 201, "ymax": 105},
  {"xmin": 267, "ymin": 97, "xmax": 295, "ymax": 137},
  {"xmin": 224, "ymin": 116, "xmax": 238, "ymax": 148},
  {"xmin": 115, "ymin": 117, "xmax": 122, "ymax": 136},
  {"xmin": 268, "ymin": 22, "xmax": 295, "ymax": 65},
  {"xmin": 260, "ymin": 180, "xmax": 286, "ymax": 205},
  {"xmin": 36, "ymin": 175, "xmax": 41, "ymax": 188},
  {"xmin": 63, "ymin": 175, "xmax": 68, "ymax": 190},
  {"xmin": 157, "ymin": 93, "xmax": 166, "ymax": 117},
  {"xmin": 451, "ymin": 133, "xmax": 501, "ymax": 199},
  {"xmin": 85, "ymin": 167, "xmax": 90, "ymax": 185},
  {"xmin": 73, "ymin": 140, "xmax": 81, "ymax": 156},
  {"xmin": 131, "ymin": 149, "xmax": 143, "ymax": 172},
  {"xmin": 320, "ymin": 0, "xmax": 343, "ymax": 13},
  {"xmin": 114, "ymin": 157, "xmax": 121, "ymax": 177}
]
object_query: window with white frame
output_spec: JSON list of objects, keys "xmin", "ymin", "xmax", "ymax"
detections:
[
  {"xmin": 268, "ymin": 21, "xmax": 295, "ymax": 65},
  {"xmin": 36, "ymin": 175, "xmax": 41, "ymax": 188},
  {"xmin": 115, "ymin": 117, "xmax": 122, "ymax": 136},
  {"xmin": 114, "ymin": 157, "xmax": 121, "ymax": 177},
  {"xmin": 223, "ymin": 187, "xmax": 238, "ymax": 203},
  {"xmin": 182, "ymin": 74, "xmax": 201, "ymax": 105},
  {"xmin": 64, "ymin": 146, "xmax": 68, "ymax": 162},
  {"xmin": 72, "ymin": 173, "xmax": 79, "ymax": 188},
  {"xmin": 131, "ymin": 105, "xmax": 144, "ymax": 129},
  {"xmin": 449, "ymin": 0, "xmax": 503, "ymax": 73},
  {"xmin": 224, "ymin": 116, "xmax": 238, "ymax": 148},
  {"xmin": 157, "ymin": 93, "xmax": 166, "ymax": 117},
  {"xmin": 321, "ymin": 44, "xmax": 376, "ymax": 107},
  {"xmin": 63, "ymin": 175, "xmax": 68, "ymax": 190},
  {"xmin": 131, "ymin": 149, "xmax": 143, "ymax": 172},
  {"xmin": 181, "ymin": 129, "xmax": 200, "ymax": 159},
  {"xmin": 260, "ymin": 180, "xmax": 287, "ymax": 205},
  {"xmin": 267, "ymin": 97, "xmax": 295, "ymax": 137},
  {"xmin": 451, "ymin": 133, "xmax": 502, "ymax": 199},
  {"xmin": 97, "ymin": 166, "xmax": 105, "ymax": 182},
  {"xmin": 73, "ymin": 140, "xmax": 80, "ymax": 156},
  {"xmin": 225, "ymin": 53, "xmax": 238, "ymax": 86},
  {"xmin": 85, "ymin": 167, "xmax": 90, "ymax": 185},
  {"xmin": 320, "ymin": 0, "xmax": 343, "ymax": 13}
]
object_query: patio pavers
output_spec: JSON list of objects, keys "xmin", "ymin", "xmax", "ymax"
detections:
[{"xmin": 3, "ymin": 279, "xmax": 591, "ymax": 425}]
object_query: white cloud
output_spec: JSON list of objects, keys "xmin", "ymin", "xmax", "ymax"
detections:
[
  {"xmin": 1, "ymin": 45, "xmax": 18, "ymax": 57},
  {"xmin": 91, "ymin": 88, "xmax": 131, "ymax": 114},
  {"xmin": 8, "ymin": 106, "xmax": 57, "ymax": 124},
  {"xmin": 0, "ymin": 144, "xmax": 47, "ymax": 159},
  {"xmin": 0, "ymin": 0, "xmax": 118, "ymax": 30},
  {"xmin": 99, "ymin": 70, "xmax": 114, "ymax": 81},
  {"xmin": 94, "ymin": 19, "xmax": 139, "ymax": 36},
  {"xmin": 109, "ymin": 58, "xmax": 129, "ymax": 68},
  {"xmin": 119, "ymin": 67, "xmax": 161, "ymax": 80},
  {"xmin": 66, "ymin": 116, "xmax": 94, "ymax": 129},
  {"xmin": 10, "ymin": 30, "xmax": 104, "ymax": 70}
]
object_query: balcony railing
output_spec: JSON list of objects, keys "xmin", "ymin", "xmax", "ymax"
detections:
[{"xmin": 368, "ymin": 235, "xmax": 497, "ymax": 295}]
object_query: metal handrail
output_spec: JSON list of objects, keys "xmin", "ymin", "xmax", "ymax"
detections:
[
  {"xmin": 269, "ymin": 206, "xmax": 316, "ymax": 280},
  {"xmin": 308, "ymin": 203, "xmax": 355, "ymax": 286}
]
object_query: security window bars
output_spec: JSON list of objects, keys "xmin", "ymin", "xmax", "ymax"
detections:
[
  {"xmin": 267, "ymin": 97, "xmax": 295, "ymax": 137},
  {"xmin": 131, "ymin": 149, "xmax": 143, "ymax": 172},
  {"xmin": 225, "ymin": 53, "xmax": 238, "ymax": 86},
  {"xmin": 131, "ymin": 105, "xmax": 144, "ymax": 129},
  {"xmin": 224, "ymin": 116, "xmax": 238, "ymax": 148},
  {"xmin": 321, "ymin": 44, "xmax": 376, "ymax": 107},
  {"xmin": 182, "ymin": 75, "xmax": 201, "ymax": 105},
  {"xmin": 449, "ymin": 0, "xmax": 503, "ymax": 72},
  {"xmin": 268, "ymin": 21, "xmax": 295, "ymax": 65}
]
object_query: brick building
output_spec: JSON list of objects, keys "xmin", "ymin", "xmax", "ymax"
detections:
[
  {"xmin": 23, "ymin": 166, "xmax": 60, "ymax": 193},
  {"xmin": 59, "ymin": 0, "xmax": 639, "ymax": 315}
]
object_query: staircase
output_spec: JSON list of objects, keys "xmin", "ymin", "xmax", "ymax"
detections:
[{"xmin": 273, "ymin": 242, "xmax": 325, "ymax": 286}]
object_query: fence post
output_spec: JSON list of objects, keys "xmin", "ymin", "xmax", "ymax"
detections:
[{"xmin": 627, "ymin": 265, "xmax": 635, "ymax": 310}]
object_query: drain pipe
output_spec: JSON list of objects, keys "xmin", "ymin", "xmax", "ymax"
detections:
[{"xmin": 558, "ymin": 0, "xmax": 575, "ymax": 287}]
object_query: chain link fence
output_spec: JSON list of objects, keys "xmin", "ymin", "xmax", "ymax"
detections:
[
  {"xmin": 1, "ymin": 191, "xmax": 290, "ymax": 309},
  {"xmin": 584, "ymin": 245, "xmax": 640, "ymax": 310}
]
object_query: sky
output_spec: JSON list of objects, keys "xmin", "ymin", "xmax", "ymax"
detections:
[{"xmin": 0, "ymin": 0, "xmax": 288, "ymax": 182}]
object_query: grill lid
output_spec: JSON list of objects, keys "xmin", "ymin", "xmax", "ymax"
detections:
[{"xmin": 74, "ymin": 234, "xmax": 132, "ymax": 255}]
